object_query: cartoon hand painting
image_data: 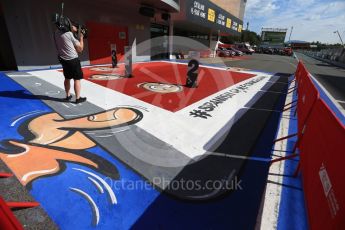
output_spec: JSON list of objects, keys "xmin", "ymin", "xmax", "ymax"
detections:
[
  {"xmin": 0, "ymin": 108, "xmax": 143, "ymax": 186},
  {"xmin": 28, "ymin": 107, "xmax": 141, "ymax": 149},
  {"xmin": 0, "ymin": 141, "xmax": 98, "ymax": 186}
]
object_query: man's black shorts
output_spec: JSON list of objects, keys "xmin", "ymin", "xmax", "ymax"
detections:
[{"xmin": 59, "ymin": 57, "xmax": 83, "ymax": 80}]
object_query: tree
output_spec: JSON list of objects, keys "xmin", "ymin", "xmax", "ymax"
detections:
[
  {"xmin": 220, "ymin": 30, "xmax": 261, "ymax": 45},
  {"xmin": 241, "ymin": 30, "xmax": 261, "ymax": 45},
  {"xmin": 220, "ymin": 35, "xmax": 241, "ymax": 44}
]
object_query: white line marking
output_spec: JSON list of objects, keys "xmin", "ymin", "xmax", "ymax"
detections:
[
  {"xmin": 7, "ymin": 143, "xmax": 29, "ymax": 158},
  {"xmin": 65, "ymin": 114, "xmax": 89, "ymax": 117},
  {"xmin": 73, "ymin": 168, "xmax": 117, "ymax": 204},
  {"xmin": 45, "ymin": 90, "xmax": 60, "ymax": 95},
  {"xmin": 209, "ymin": 152, "xmax": 270, "ymax": 162},
  {"xmin": 293, "ymin": 52, "xmax": 299, "ymax": 62},
  {"xmin": 161, "ymin": 60, "xmax": 228, "ymax": 71},
  {"xmin": 6, "ymin": 74, "xmax": 32, "ymax": 77},
  {"xmin": 62, "ymin": 103, "xmax": 70, "ymax": 108},
  {"xmin": 69, "ymin": 187, "xmax": 100, "ymax": 226},
  {"xmin": 244, "ymin": 107, "xmax": 282, "ymax": 113},
  {"xmin": 22, "ymin": 166, "xmax": 58, "ymax": 182},
  {"xmin": 11, "ymin": 111, "xmax": 44, "ymax": 127},
  {"xmin": 88, "ymin": 177, "xmax": 104, "ymax": 194},
  {"xmin": 256, "ymin": 80, "xmax": 295, "ymax": 229},
  {"xmin": 12, "ymin": 110, "xmax": 42, "ymax": 120}
]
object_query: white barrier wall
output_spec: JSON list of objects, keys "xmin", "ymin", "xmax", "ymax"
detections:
[
  {"xmin": 1, "ymin": 0, "xmax": 151, "ymax": 70},
  {"xmin": 302, "ymin": 48, "xmax": 345, "ymax": 65}
]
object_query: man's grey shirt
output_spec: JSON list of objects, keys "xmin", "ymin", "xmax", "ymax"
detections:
[{"xmin": 54, "ymin": 30, "xmax": 80, "ymax": 60}]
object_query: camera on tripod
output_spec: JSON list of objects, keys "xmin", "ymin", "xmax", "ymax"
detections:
[{"xmin": 52, "ymin": 3, "xmax": 88, "ymax": 39}]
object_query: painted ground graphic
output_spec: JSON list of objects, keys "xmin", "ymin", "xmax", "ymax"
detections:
[
  {"xmin": 0, "ymin": 61, "xmax": 290, "ymax": 229},
  {"xmin": 83, "ymin": 62, "xmax": 256, "ymax": 111}
]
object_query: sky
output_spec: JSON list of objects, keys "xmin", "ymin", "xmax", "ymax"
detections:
[{"xmin": 243, "ymin": 0, "xmax": 345, "ymax": 44}]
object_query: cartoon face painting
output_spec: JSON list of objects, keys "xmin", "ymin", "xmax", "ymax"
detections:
[
  {"xmin": 138, "ymin": 82, "xmax": 183, "ymax": 94},
  {"xmin": 89, "ymin": 74, "xmax": 123, "ymax": 80}
]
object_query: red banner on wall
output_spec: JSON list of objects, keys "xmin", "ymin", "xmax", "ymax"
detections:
[
  {"xmin": 87, "ymin": 21, "xmax": 128, "ymax": 65},
  {"xmin": 299, "ymin": 98, "xmax": 345, "ymax": 229}
]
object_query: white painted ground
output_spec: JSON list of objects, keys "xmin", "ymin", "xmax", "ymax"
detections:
[{"xmin": 26, "ymin": 63, "xmax": 273, "ymax": 161}]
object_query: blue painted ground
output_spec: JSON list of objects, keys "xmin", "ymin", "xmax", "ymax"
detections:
[
  {"xmin": 0, "ymin": 73, "xmax": 159, "ymax": 229},
  {"xmin": 0, "ymin": 72, "xmax": 290, "ymax": 229},
  {"xmin": 277, "ymin": 80, "xmax": 308, "ymax": 230}
]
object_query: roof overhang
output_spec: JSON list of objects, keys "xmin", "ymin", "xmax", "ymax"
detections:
[
  {"xmin": 141, "ymin": 0, "xmax": 180, "ymax": 12},
  {"xmin": 172, "ymin": 0, "xmax": 243, "ymax": 36}
]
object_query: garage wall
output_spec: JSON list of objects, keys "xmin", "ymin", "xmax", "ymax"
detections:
[
  {"xmin": 0, "ymin": 2, "xmax": 17, "ymax": 70},
  {"xmin": 87, "ymin": 21, "xmax": 129, "ymax": 65},
  {"xmin": 1, "ymin": 0, "xmax": 151, "ymax": 70}
]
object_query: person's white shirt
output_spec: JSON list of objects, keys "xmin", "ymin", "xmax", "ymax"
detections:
[{"xmin": 54, "ymin": 30, "xmax": 80, "ymax": 60}]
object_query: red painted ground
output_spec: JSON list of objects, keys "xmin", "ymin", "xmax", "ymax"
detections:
[{"xmin": 82, "ymin": 62, "xmax": 256, "ymax": 112}]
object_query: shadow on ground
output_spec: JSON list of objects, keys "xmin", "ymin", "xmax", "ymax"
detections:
[
  {"xmin": 314, "ymin": 74, "xmax": 345, "ymax": 102},
  {"xmin": 0, "ymin": 90, "xmax": 67, "ymax": 102},
  {"xmin": 131, "ymin": 74, "xmax": 290, "ymax": 229}
]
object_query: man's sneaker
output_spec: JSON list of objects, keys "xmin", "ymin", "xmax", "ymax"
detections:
[
  {"xmin": 65, "ymin": 95, "xmax": 72, "ymax": 101},
  {"xmin": 75, "ymin": 97, "xmax": 87, "ymax": 104}
]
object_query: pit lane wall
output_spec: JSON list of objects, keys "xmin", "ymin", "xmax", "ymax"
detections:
[
  {"xmin": 298, "ymin": 48, "xmax": 345, "ymax": 68},
  {"xmin": 294, "ymin": 62, "xmax": 345, "ymax": 229}
]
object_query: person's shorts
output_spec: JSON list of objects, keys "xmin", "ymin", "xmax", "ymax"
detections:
[{"xmin": 59, "ymin": 57, "xmax": 83, "ymax": 80}]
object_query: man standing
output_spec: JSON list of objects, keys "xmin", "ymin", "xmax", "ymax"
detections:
[{"xmin": 55, "ymin": 24, "xmax": 86, "ymax": 104}]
